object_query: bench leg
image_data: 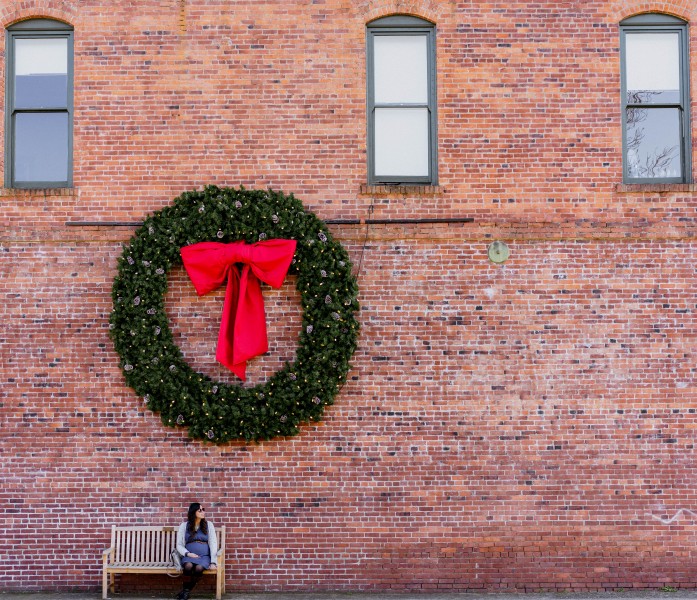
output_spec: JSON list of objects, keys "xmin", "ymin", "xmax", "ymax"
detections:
[
  {"xmin": 216, "ymin": 571, "xmax": 222, "ymax": 600},
  {"xmin": 102, "ymin": 569, "xmax": 107, "ymax": 600}
]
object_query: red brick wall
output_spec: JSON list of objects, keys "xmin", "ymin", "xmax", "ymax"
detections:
[{"xmin": 1, "ymin": 0, "xmax": 696, "ymax": 593}]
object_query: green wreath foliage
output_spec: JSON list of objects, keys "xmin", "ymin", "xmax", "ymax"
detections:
[{"xmin": 110, "ymin": 186, "xmax": 360, "ymax": 443}]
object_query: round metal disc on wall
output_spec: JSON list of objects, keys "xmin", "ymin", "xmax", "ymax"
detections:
[{"xmin": 487, "ymin": 241, "xmax": 510, "ymax": 264}]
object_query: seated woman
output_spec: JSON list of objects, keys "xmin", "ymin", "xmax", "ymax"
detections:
[{"xmin": 175, "ymin": 503, "xmax": 218, "ymax": 600}]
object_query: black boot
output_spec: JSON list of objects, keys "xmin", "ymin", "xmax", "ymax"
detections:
[{"xmin": 176, "ymin": 589, "xmax": 190, "ymax": 600}]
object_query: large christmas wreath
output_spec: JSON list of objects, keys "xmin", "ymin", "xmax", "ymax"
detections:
[{"xmin": 110, "ymin": 186, "xmax": 360, "ymax": 443}]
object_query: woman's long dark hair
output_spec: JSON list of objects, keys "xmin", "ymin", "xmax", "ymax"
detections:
[{"xmin": 186, "ymin": 502, "xmax": 208, "ymax": 540}]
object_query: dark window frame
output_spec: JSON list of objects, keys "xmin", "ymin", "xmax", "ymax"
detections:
[
  {"xmin": 367, "ymin": 15, "xmax": 437, "ymax": 186},
  {"xmin": 5, "ymin": 18, "xmax": 74, "ymax": 189},
  {"xmin": 620, "ymin": 13, "xmax": 691, "ymax": 184}
]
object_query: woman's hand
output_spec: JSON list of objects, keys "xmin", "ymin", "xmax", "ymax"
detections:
[
  {"xmin": 187, "ymin": 553, "xmax": 200, "ymax": 558},
  {"xmin": 209, "ymin": 563, "xmax": 217, "ymax": 571}
]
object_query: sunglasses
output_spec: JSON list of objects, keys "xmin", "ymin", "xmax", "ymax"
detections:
[{"xmin": 196, "ymin": 507, "xmax": 205, "ymax": 512}]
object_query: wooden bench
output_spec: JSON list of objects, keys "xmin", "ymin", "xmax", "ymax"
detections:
[{"xmin": 102, "ymin": 525, "xmax": 226, "ymax": 599}]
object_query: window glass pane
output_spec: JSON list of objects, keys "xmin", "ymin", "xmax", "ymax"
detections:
[
  {"xmin": 15, "ymin": 38, "xmax": 68, "ymax": 108},
  {"xmin": 625, "ymin": 107, "xmax": 681, "ymax": 179},
  {"xmin": 14, "ymin": 112, "xmax": 69, "ymax": 182},
  {"xmin": 374, "ymin": 107, "xmax": 429, "ymax": 177},
  {"xmin": 626, "ymin": 32, "xmax": 680, "ymax": 103},
  {"xmin": 374, "ymin": 35, "xmax": 428, "ymax": 104}
]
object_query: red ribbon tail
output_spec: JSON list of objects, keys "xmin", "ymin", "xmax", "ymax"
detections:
[
  {"xmin": 216, "ymin": 265, "xmax": 269, "ymax": 380},
  {"xmin": 216, "ymin": 267, "xmax": 243, "ymax": 378}
]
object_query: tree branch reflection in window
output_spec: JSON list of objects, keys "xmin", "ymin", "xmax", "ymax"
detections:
[{"xmin": 626, "ymin": 92, "xmax": 681, "ymax": 179}]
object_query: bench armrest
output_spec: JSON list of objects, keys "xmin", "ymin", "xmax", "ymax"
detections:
[{"xmin": 102, "ymin": 547, "xmax": 114, "ymax": 562}]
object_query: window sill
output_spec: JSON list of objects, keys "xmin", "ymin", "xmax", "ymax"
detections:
[
  {"xmin": 360, "ymin": 184, "xmax": 443, "ymax": 196},
  {"xmin": 615, "ymin": 183, "xmax": 697, "ymax": 193},
  {"xmin": 0, "ymin": 187, "xmax": 74, "ymax": 196},
  {"xmin": 0, "ymin": 187, "xmax": 77, "ymax": 198}
]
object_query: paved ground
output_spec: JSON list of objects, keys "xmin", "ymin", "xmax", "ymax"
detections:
[{"xmin": 3, "ymin": 592, "xmax": 697, "ymax": 600}]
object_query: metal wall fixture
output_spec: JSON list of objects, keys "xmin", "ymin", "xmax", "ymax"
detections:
[{"xmin": 487, "ymin": 241, "xmax": 510, "ymax": 264}]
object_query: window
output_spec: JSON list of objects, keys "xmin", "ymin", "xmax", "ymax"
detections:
[
  {"xmin": 5, "ymin": 19, "xmax": 73, "ymax": 188},
  {"xmin": 367, "ymin": 15, "xmax": 437, "ymax": 185},
  {"xmin": 620, "ymin": 14, "xmax": 691, "ymax": 184}
]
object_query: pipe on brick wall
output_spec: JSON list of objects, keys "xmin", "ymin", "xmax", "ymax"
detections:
[{"xmin": 65, "ymin": 217, "xmax": 475, "ymax": 227}]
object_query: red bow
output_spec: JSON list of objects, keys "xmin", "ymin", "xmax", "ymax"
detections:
[{"xmin": 180, "ymin": 239, "xmax": 297, "ymax": 380}]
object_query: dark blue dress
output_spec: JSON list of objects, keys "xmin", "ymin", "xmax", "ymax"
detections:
[{"xmin": 183, "ymin": 528, "xmax": 211, "ymax": 569}]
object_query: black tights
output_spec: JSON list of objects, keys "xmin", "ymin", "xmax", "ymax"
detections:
[{"xmin": 182, "ymin": 562, "xmax": 205, "ymax": 591}]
